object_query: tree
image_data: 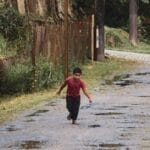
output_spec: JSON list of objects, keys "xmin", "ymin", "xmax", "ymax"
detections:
[
  {"xmin": 94, "ymin": 0, "xmax": 105, "ymax": 61},
  {"xmin": 129, "ymin": 0, "xmax": 138, "ymax": 46}
]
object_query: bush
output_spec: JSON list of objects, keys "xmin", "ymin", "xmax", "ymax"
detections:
[
  {"xmin": 0, "ymin": 63, "xmax": 33, "ymax": 94},
  {"xmin": 35, "ymin": 57, "xmax": 63, "ymax": 90},
  {"xmin": 0, "ymin": 7, "xmax": 24, "ymax": 41},
  {"xmin": 0, "ymin": 57, "xmax": 64, "ymax": 95},
  {"xmin": 105, "ymin": 26, "xmax": 129, "ymax": 48},
  {"xmin": 0, "ymin": 34, "xmax": 17, "ymax": 57},
  {"xmin": 0, "ymin": 34, "xmax": 7, "ymax": 54},
  {"xmin": 0, "ymin": 7, "xmax": 27, "ymax": 56},
  {"xmin": 138, "ymin": 16, "xmax": 150, "ymax": 42}
]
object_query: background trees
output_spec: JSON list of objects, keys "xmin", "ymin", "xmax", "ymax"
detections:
[{"xmin": 72, "ymin": 0, "xmax": 149, "ymax": 60}]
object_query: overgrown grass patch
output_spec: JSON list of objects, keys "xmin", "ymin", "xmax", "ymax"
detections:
[
  {"xmin": 105, "ymin": 26, "xmax": 150, "ymax": 54},
  {"xmin": 0, "ymin": 89, "xmax": 57, "ymax": 124},
  {"xmin": 82, "ymin": 58, "xmax": 138, "ymax": 88}
]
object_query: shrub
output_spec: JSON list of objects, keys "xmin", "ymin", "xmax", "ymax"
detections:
[
  {"xmin": 0, "ymin": 57, "xmax": 64, "ymax": 95},
  {"xmin": 0, "ymin": 34, "xmax": 7, "ymax": 54},
  {"xmin": 0, "ymin": 7, "xmax": 24, "ymax": 41},
  {"xmin": 0, "ymin": 63, "xmax": 32, "ymax": 94},
  {"xmin": 105, "ymin": 26, "xmax": 129, "ymax": 48},
  {"xmin": 35, "ymin": 57, "xmax": 63, "ymax": 90}
]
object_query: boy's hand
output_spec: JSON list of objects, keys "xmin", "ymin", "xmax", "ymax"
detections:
[{"xmin": 89, "ymin": 99, "xmax": 92, "ymax": 103}]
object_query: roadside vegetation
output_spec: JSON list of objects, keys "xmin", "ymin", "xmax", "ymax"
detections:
[
  {"xmin": 105, "ymin": 26, "xmax": 150, "ymax": 54},
  {"xmin": 0, "ymin": 58, "xmax": 138, "ymax": 124}
]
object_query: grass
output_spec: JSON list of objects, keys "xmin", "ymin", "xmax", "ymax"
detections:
[
  {"xmin": 106, "ymin": 41, "xmax": 150, "ymax": 54},
  {"xmin": 0, "ymin": 88, "xmax": 57, "ymax": 124},
  {"xmin": 0, "ymin": 58, "xmax": 138, "ymax": 124},
  {"xmin": 83, "ymin": 58, "xmax": 138, "ymax": 88},
  {"xmin": 105, "ymin": 26, "xmax": 150, "ymax": 54}
]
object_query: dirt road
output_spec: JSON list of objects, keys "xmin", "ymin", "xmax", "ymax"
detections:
[{"xmin": 0, "ymin": 51, "xmax": 150, "ymax": 150}]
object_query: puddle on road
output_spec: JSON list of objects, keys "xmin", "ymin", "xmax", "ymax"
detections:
[
  {"xmin": 104, "ymin": 74, "xmax": 131, "ymax": 85},
  {"xmin": 100, "ymin": 143, "xmax": 124, "ymax": 148},
  {"xmin": 46, "ymin": 101, "xmax": 57, "ymax": 106},
  {"xmin": 114, "ymin": 74, "xmax": 131, "ymax": 81},
  {"xmin": 80, "ymin": 105, "xmax": 91, "ymax": 109},
  {"xmin": 135, "ymin": 72, "xmax": 150, "ymax": 76},
  {"xmin": 94, "ymin": 112, "xmax": 123, "ymax": 116},
  {"xmin": 105, "ymin": 108, "xmax": 117, "ymax": 111},
  {"xmin": 8, "ymin": 140, "xmax": 47, "ymax": 149},
  {"xmin": 138, "ymin": 95, "xmax": 150, "ymax": 98},
  {"xmin": 104, "ymin": 71, "xmax": 150, "ymax": 87},
  {"xmin": 86, "ymin": 143, "xmax": 124, "ymax": 149},
  {"xmin": 113, "ymin": 106, "xmax": 129, "ymax": 109},
  {"xmin": 88, "ymin": 124, "xmax": 101, "ymax": 128},
  {"xmin": 6, "ymin": 125, "xmax": 20, "ymax": 132},
  {"xmin": 131, "ymin": 103, "xmax": 141, "ymax": 106},
  {"xmin": 20, "ymin": 140, "xmax": 46, "ymax": 149},
  {"xmin": 26, "ymin": 109, "xmax": 49, "ymax": 117},
  {"xmin": 24, "ymin": 119, "xmax": 35, "ymax": 122},
  {"xmin": 142, "ymin": 138, "xmax": 150, "ymax": 141},
  {"xmin": 114, "ymin": 80, "xmax": 138, "ymax": 86}
]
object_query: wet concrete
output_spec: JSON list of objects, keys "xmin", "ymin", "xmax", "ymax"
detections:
[{"xmin": 0, "ymin": 64, "xmax": 150, "ymax": 150}]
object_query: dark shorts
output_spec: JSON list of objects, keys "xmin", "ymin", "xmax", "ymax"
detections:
[{"xmin": 66, "ymin": 96, "xmax": 80, "ymax": 120}]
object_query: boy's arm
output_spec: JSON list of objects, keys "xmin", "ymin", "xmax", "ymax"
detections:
[
  {"xmin": 82, "ymin": 87, "xmax": 92, "ymax": 103},
  {"xmin": 57, "ymin": 82, "xmax": 67, "ymax": 95}
]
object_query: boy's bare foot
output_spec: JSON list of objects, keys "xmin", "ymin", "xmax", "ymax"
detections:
[
  {"xmin": 72, "ymin": 120, "xmax": 79, "ymax": 125},
  {"xmin": 72, "ymin": 120, "xmax": 76, "ymax": 124}
]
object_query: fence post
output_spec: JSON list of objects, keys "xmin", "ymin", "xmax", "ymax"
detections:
[
  {"xmin": 91, "ymin": 14, "xmax": 94, "ymax": 64},
  {"xmin": 31, "ymin": 24, "xmax": 36, "ymax": 91},
  {"xmin": 64, "ymin": 0, "xmax": 69, "ymax": 78}
]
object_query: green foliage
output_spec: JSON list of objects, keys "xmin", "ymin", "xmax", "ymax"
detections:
[
  {"xmin": 0, "ymin": 34, "xmax": 7, "ymax": 54},
  {"xmin": 138, "ymin": 16, "xmax": 150, "ymax": 42},
  {"xmin": 105, "ymin": 0, "xmax": 129, "ymax": 27},
  {"xmin": 105, "ymin": 27, "xmax": 150, "ymax": 54},
  {"xmin": 105, "ymin": 26, "xmax": 129, "ymax": 48},
  {"xmin": 0, "ymin": 7, "xmax": 24, "ymax": 41},
  {"xmin": 68, "ymin": 57, "xmax": 80, "ymax": 73},
  {"xmin": 0, "ymin": 63, "xmax": 33, "ymax": 94},
  {"xmin": 72, "ymin": 0, "xmax": 94, "ymax": 17},
  {"xmin": 0, "ymin": 7, "xmax": 26, "ymax": 57},
  {"xmin": 0, "ymin": 57, "xmax": 64, "ymax": 95},
  {"xmin": 141, "ymin": 0, "xmax": 149, "ymax": 3},
  {"xmin": 0, "ymin": 34, "xmax": 19, "ymax": 57},
  {"xmin": 35, "ymin": 57, "xmax": 63, "ymax": 90},
  {"xmin": 0, "ymin": 0, "xmax": 4, "ymax": 8}
]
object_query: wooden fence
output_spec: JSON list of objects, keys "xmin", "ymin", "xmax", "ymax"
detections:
[{"xmin": 31, "ymin": 17, "xmax": 92, "ymax": 65}]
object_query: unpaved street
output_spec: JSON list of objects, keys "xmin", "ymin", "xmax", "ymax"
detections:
[{"xmin": 0, "ymin": 51, "xmax": 150, "ymax": 150}]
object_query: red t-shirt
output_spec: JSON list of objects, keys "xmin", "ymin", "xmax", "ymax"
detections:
[{"xmin": 65, "ymin": 76, "xmax": 86, "ymax": 97}]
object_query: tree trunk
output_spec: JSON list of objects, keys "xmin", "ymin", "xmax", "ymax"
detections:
[
  {"xmin": 16, "ymin": 0, "xmax": 25, "ymax": 15},
  {"xmin": 94, "ymin": 0, "xmax": 105, "ymax": 61},
  {"xmin": 5, "ymin": 0, "xmax": 74, "ymax": 19},
  {"xmin": 129, "ymin": 0, "xmax": 138, "ymax": 46}
]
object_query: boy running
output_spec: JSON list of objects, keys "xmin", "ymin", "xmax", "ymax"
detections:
[{"xmin": 57, "ymin": 67, "xmax": 92, "ymax": 124}]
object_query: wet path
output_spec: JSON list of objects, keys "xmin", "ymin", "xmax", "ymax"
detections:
[{"xmin": 0, "ymin": 64, "xmax": 150, "ymax": 149}]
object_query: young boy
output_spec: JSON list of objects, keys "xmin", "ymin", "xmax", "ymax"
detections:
[{"xmin": 57, "ymin": 67, "xmax": 92, "ymax": 124}]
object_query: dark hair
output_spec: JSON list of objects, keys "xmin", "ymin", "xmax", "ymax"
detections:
[{"xmin": 73, "ymin": 67, "xmax": 82, "ymax": 74}]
